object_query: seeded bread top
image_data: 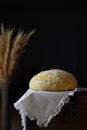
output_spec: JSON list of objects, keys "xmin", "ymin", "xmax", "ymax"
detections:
[{"xmin": 29, "ymin": 69, "xmax": 78, "ymax": 91}]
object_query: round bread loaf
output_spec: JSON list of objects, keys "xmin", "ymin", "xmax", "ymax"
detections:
[{"xmin": 29, "ymin": 69, "xmax": 78, "ymax": 91}]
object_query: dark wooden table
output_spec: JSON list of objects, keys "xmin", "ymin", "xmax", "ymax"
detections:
[
  {"xmin": 26, "ymin": 88, "xmax": 87, "ymax": 130},
  {"xmin": 1, "ymin": 88, "xmax": 87, "ymax": 130}
]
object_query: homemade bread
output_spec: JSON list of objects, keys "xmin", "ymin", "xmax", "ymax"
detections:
[{"xmin": 29, "ymin": 69, "xmax": 78, "ymax": 91}]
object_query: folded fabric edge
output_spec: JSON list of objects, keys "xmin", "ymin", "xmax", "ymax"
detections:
[{"xmin": 13, "ymin": 89, "xmax": 76, "ymax": 129}]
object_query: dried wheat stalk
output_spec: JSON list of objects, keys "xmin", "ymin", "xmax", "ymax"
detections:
[{"xmin": 0, "ymin": 24, "xmax": 35, "ymax": 86}]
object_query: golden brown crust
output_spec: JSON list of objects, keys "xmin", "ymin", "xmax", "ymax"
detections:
[{"xmin": 29, "ymin": 69, "xmax": 78, "ymax": 91}]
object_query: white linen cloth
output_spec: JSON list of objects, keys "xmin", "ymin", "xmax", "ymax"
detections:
[{"xmin": 14, "ymin": 88, "xmax": 77, "ymax": 130}]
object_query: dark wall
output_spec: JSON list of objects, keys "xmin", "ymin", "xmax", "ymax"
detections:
[{"xmin": 0, "ymin": 6, "xmax": 87, "ymax": 100}]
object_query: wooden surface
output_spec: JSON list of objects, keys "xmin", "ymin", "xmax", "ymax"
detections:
[
  {"xmin": 26, "ymin": 92, "xmax": 87, "ymax": 130},
  {"xmin": 0, "ymin": 90, "xmax": 87, "ymax": 130}
]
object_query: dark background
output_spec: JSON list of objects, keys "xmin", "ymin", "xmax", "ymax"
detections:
[{"xmin": 0, "ymin": 4, "xmax": 87, "ymax": 102}]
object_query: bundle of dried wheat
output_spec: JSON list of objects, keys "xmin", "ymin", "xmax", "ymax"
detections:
[{"xmin": 0, "ymin": 24, "xmax": 35, "ymax": 86}]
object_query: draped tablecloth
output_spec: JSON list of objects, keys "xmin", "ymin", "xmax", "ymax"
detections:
[{"xmin": 14, "ymin": 88, "xmax": 77, "ymax": 130}]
